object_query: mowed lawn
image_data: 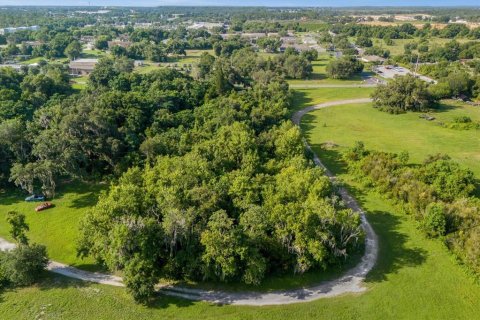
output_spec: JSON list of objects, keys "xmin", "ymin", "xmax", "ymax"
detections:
[
  {"xmin": 163, "ymin": 49, "xmax": 214, "ymax": 65},
  {"xmin": 0, "ymin": 182, "xmax": 105, "ymax": 271},
  {"xmin": 301, "ymin": 101, "xmax": 480, "ymax": 178},
  {"xmin": 291, "ymin": 87, "xmax": 375, "ymax": 113},
  {"xmin": 135, "ymin": 49, "xmax": 214, "ymax": 74}
]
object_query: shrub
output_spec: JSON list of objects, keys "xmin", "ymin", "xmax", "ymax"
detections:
[
  {"xmin": 1, "ymin": 244, "xmax": 48, "ymax": 286},
  {"xmin": 422, "ymin": 203, "xmax": 446, "ymax": 237},
  {"xmin": 453, "ymin": 116, "xmax": 472, "ymax": 123}
]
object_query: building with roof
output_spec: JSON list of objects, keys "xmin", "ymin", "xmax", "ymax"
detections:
[
  {"xmin": 69, "ymin": 59, "xmax": 98, "ymax": 76},
  {"xmin": 108, "ymin": 40, "xmax": 132, "ymax": 49}
]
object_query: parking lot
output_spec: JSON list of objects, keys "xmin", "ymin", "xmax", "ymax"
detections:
[{"xmin": 374, "ymin": 65, "xmax": 436, "ymax": 84}]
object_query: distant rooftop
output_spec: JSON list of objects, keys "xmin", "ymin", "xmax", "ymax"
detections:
[{"xmin": 71, "ymin": 59, "xmax": 99, "ymax": 63}]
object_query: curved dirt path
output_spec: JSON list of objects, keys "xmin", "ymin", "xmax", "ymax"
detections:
[
  {"xmin": 0, "ymin": 98, "xmax": 378, "ymax": 306},
  {"xmin": 0, "ymin": 237, "xmax": 124, "ymax": 286}
]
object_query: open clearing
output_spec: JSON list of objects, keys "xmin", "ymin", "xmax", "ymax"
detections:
[
  {"xmin": 288, "ymin": 54, "xmax": 373, "ymax": 87},
  {"xmin": 291, "ymin": 87, "xmax": 375, "ymax": 113},
  {"xmin": 0, "ymin": 182, "xmax": 104, "ymax": 271},
  {"xmin": 300, "ymin": 101, "xmax": 480, "ymax": 178}
]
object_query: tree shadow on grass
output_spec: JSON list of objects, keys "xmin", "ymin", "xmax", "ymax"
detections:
[
  {"xmin": 309, "ymin": 71, "xmax": 329, "ymax": 81},
  {"xmin": 430, "ymin": 102, "xmax": 457, "ymax": 114},
  {"xmin": 70, "ymin": 262, "xmax": 110, "ymax": 273},
  {"xmin": 53, "ymin": 181, "xmax": 106, "ymax": 209},
  {"xmin": 297, "ymin": 110, "xmax": 349, "ymax": 176},
  {"xmin": 341, "ymin": 182, "xmax": 428, "ymax": 283},
  {"xmin": 290, "ymin": 90, "xmax": 314, "ymax": 115},
  {"xmin": 67, "ymin": 191, "xmax": 101, "ymax": 209},
  {"xmin": 366, "ymin": 210, "xmax": 428, "ymax": 283},
  {"xmin": 361, "ymin": 208, "xmax": 428, "ymax": 283},
  {"xmin": 299, "ymin": 112, "xmax": 318, "ymax": 136},
  {"xmin": 472, "ymin": 179, "xmax": 480, "ymax": 198},
  {"xmin": 313, "ymin": 145, "xmax": 348, "ymax": 175},
  {"xmin": 0, "ymin": 188, "xmax": 27, "ymax": 206},
  {"xmin": 149, "ymin": 292, "xmax": 196, "ymax": 309},
  {"xmin": 30, "ymin": 272, "xmax": 196, "ymax": 309}
]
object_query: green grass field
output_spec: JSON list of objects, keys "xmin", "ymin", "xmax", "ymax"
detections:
[
  {"xmin": 288, "ymin": 54, "xmax": 373, "ymax": 87},
  {"xmin": 135, "ymin": 50, "xmax": 214, "ymax": 74},
  {"xmin": 300, "ymin": 100, "xmax": 480, "ymax": 178},
  {"xmin": 163, "ymin": 49, "xmax": 214, "ymax": 65},
  {"xmin": 81, "ymin": 49, "xmax": 107, "ymax": 59},
  {"xmin": 291, "ymin": 87, "xmax": 375, "ymax": 113},
  {"xmin": 135, "ymin": 63, "xmax": 162, "ymax": 74},
  {"xmin": 0, "ymin": 182, "xmax": 105, "ymax": 271},
  {"xmin": 70, "ymin": 75, "xmax": 89, "ymax": 90},
  {"xmin": 19, "ymin": 57, "xmax": 45, "ymax": 65}
]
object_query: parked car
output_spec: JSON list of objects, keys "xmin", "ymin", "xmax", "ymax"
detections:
[
  {"xmin": 25, "ymin": 194, "xmax": 45, "ymax": 202},
  {"xmin": 35, "ymin": 202, "xmax": 53, "ymax": 212}
]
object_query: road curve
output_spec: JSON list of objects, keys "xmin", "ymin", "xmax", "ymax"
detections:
[{"xmin": 0, "ymin": 98, "xmax": 378, "ymax": 306}]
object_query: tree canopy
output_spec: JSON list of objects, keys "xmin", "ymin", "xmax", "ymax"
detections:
[
  {"xmin": 326, "ymin": 57, "xmax": 364, "ymax": 80},
  {"xmin": 371, "ymin": 75, "xmax": 437, "ymax": 113}
]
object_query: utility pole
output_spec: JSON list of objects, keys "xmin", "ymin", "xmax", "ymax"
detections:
[{"xmin": 414, "ymin": 53, "xmax": 419, "ymax": 77}]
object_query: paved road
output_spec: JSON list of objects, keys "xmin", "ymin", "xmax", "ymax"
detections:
[{"xmin": 0, "ymin": 98, "xmax": 378, "ymax": 306}]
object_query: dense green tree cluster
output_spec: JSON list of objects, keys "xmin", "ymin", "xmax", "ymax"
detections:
[
  {"xmin": 0, "ymin": 43, "xmax": 360, "ymax": 302},
  {"xmin": 334, "ymin": 22, "xmax": 480, "ymax": 42},
  {"xmin": 9, "ymin": 66, "xmax": 206, "ymax": 195},
  {"xmin": 355, "ymin": 36, "xmax": 373, "ymax": 48},
  {"xmin": 371, "ymin": 75, "xmax": 437, "ymax": 113},
  {"xmin": 75, "ymin": 56, "xmax": 362, "ymax": 303},
  {"xmin": 417, "ymin": 60, "xmax": 480, "ymax": 101},
  {"xmin": 392, "ymin": 40, "xmax": 480, "ymax": 67},
  {"xmin": 326, "ymin": 56, "xmax": 364, "ymax": 79},
  {"xmin": 334, "ymin": 23, "xmax": 419, "ymax": 40},
  {"xmin": 0, "ymin": 43, "xmax": 315, "ymax": 195},
  {"xmin": 200, "ymin": 47, "xmax": 313, "ymax": 85},
  {"xmin": 364, "ymin": 46, "xmax": 390, "ymax": 58},
  {"xmin": 236, "ymin": 20, "xmax": 306, "ymax": 33},
  {"xmin": 110, "ymin": 42, "xmax": 167, "ymax": 62},
  {"xmin": 0, "ymin": 65, "xmax": 71, "ymax": 188},
  {"xmin": 257, "ymin": 37, "xmax": 282, "ymax": 53}
]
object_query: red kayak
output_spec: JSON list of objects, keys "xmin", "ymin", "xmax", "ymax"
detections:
[{"xmin": 35, "ymin": 202, "xmax": 53, "ymax": 212}]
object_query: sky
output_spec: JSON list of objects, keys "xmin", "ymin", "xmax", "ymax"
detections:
[{"xmin": 0, "ymin": 0, "xmax": 479, "ymax": 7}]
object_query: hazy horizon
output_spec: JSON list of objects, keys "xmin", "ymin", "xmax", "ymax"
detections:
[{"xmin": 0, "ymin": 0, "xmax": 479, "ymax": 7}]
